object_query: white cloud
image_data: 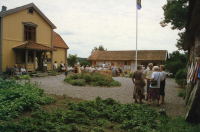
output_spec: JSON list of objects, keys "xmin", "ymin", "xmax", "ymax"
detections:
[{"xmin": 1, "ymin": 0, "xmax": 181, "ymax": 58}]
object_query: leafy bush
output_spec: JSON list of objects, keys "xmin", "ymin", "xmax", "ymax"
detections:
[
  {"xmin": 178, "ymin": 89, "xmax": 186, "ymax": 98},
  {"xmin": 57, "ymin": 66, "xmax": 60, "ymax": 72},
  {"xmin": 84, "ymin": 74, "xmax": 92, "ymax": 83},
  {"xmin": 175, "ymin": 68, "xmax": 187, "ymax": 86},
  {"xmin": 0, "ymin": 78, "xmax": 55, "ymax": 120},
  {"xmin": 1, "ymin": 97, "xmax": 200, "ymax": 132},
  {"xmin": 129, "ymin": 72, "xmax": 134, "ymax": 78},
  {"xmin": 165, "ymin": 51, "xmax": 188, "ymax": 76},
  {"xmin": 64, "ymin": 72, "xmax": 121, "ymax": 87},
  {"xmin": 80, "ymin": 61, "xmax": 91, "ymax": 67}
]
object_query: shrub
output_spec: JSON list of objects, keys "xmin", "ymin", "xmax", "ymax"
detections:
[
  {"xmin": 84, "ymin": 74, "xmax": 92, "ymax": 83},
  {"xmin": 178, "ymin": 89, "xmax": 186, "ymax": 98},
  {"xmin": 57, "ymin": 66, "xmax": 60, "ymax": 72},
  {"xmin": 64, "ymin": 72, "xmax": 121, "ymax": 87},
  {"xmin": 80, "ymin": 61, "xmax": 91, "ymax": 67},
  {"xmin": 129, "ymin": 72, "xmax": 134, "ymax": 78},
  {"xmin": 175, "ymin": 68, "xmax": 187, "ymax": 86},
  {"xmin": 0, "ymin": 78, "xmax": 55, "ymax": 120},
  {"xmin": 109, "ymin": 80, "xmax": 121, "ymax": 87}
]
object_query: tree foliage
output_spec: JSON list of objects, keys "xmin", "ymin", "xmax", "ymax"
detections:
[
  {"xmin": 91, "ymin": 45, "xmax": 107, "ymax": 54},
  {"xmin": 67, "ymin": 54, "xmax": 78, "ymax": 67},
  {"xmin": 165, "ymin": 51, "xmax": 189, "ymax": 76},
  {"xmin": 175, "ymin": 32, "xmax": 185, "ymax": 50},
  {"xmin": 80, "ymin": 61, "xmax": 91, "ymax": 67},
  {"xmin": 160, "ymin": 0, "xmax": 188, "ymax": 30},
  {"xmin": 160, "ymin": 0, "xmax": 188, "ymax": 50}
]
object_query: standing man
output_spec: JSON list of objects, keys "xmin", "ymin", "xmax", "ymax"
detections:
[
  {"xmin": 143, "ymin": 63, "xmax": 154, "ymax": 100},
  {"xmin": 77, "ymin": 60, "xmax": 80, "ymax": 67},
  {"xmin": 64, "ymin": 61, "xmax": 68, "ymax": 76},
  {"xmin": 107, "ymin": 64, "xmax": 111, "ymax": 70},
  {"xmin": 43, "ymin": 58, "xmax": 47, "ymax": 73}
]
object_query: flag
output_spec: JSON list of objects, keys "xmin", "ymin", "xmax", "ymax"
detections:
[{"xmin": 137, "ymin": 0, "xmax": 142, "ymax": 10}]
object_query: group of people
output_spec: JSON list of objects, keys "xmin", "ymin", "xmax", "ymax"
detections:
[
  {"xmin": 132, "ymin": 63, "xmax": 166, "ymax": 106},
  {"xmin": 12, "ymin": 64, "xmax": 27, "ymax": 76}
]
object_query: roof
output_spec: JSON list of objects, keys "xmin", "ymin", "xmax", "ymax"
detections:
[
  {"xmin": 0, "ymin": 3, "xmax": 56, "ymax": 29},
  {"xmin": 53, "ymin": 32, "xmax": 69, "ymax": 49},
  {"xmin": 13, "ymin": 41, "xmax": 57, "ymax": 51},
  {"xmin": 87, "ymin": 50, "xmax": 168, "ymax": 61},
  {"xmin": 183, "ymin": 0, "xmax": 200, "ymax": 50}
]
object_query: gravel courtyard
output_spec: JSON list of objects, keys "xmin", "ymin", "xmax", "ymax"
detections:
[{"xmin": 30, "ymin": 74, "xmax": 186, "ymax": 117}]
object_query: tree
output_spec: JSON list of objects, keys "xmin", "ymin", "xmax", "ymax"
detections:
[
  {"xmin": 67, "ymin": 54, "xmax": 78, "ymax": 67},
  {"xmin": 160, "ymin": 0, "xmax": 188, "ymax": 50},
  {"xmin": 165, "ymin": 51, "xmax": 189, "ymax": 76},
  {"xmin": 175, "ymin": 32, "xmax": 185, "ymax": 50},
  {"xmin": 91, "ymin": 45, "xmax": 107, "ymax": 54}
]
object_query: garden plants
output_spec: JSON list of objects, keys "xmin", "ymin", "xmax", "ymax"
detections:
[{"xmin": 64, "ymin": 72, "xmax": 121, "ymax": 87}]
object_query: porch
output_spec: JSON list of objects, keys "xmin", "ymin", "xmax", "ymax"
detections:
[{"xmin": 13, "ymin": 41, "xmax": 56, "ymax": 72}]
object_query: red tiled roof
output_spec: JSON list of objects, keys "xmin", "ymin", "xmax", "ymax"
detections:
[
  {"xmin": 53, "ymin": 32, "xmax": 69, "ymax": 49},
  {"xmin": 13, "ymin": 41, "xmax": 57, "ymax": 51},
  {"xmin": 87, "ymin": 50, "xmax": 168, "ymax": 61}
]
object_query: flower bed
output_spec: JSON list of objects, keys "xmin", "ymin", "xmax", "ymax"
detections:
[{"xmin": 64, "ymin": 72, "xmax": 121, "ymax": 87}]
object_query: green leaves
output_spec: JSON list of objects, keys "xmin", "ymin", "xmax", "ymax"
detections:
[
  {"xmin": 64, "ymin": 72, "xmax": 121, "ymax": 87},
  {"xmin": 0, "ymin": 79, "xmax": 55, "ymax": 120}
]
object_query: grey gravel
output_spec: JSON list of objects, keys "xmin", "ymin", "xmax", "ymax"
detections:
[{"xmin": 29, "ymin": 74, "xmax": 186, "ymax": 117}]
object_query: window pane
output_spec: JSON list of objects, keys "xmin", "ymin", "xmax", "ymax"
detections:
[
  {"xmin": 24, "ymin": 25, "xmax": 27, "ymax": 30},
  {"xmin": 32, "ymin": 27, "xmax": 36, "ymax": 31},
  {"xmin": 28, "ymin": 32, "xmax": 31, "ymax": 40},
  {"xmin": 28, "ymin": 26, "xmax": 31, "ymax": 30},
  {"xmin": 24, "ymin": 31, "xmax": 27, "ymax": 40},
  {"xmin": 29, "ymin": 9, "xmax": 33, "ymax": 14}
]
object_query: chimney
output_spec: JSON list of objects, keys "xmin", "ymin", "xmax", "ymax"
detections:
[{"xmin": 1, "ymin": 6, "xmax": 7, "ymax": 12}]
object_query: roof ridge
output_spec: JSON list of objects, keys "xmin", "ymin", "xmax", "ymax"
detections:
[{"xmin": 0, "ymin": 3, "xmax": 56, "ymax": 29}]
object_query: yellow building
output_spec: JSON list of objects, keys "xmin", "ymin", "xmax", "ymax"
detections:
[
  {"xmin": 53, "ymin": 31, "xmax": 69, "ymax": 68},
  {"xmin": 0, "ymin": 3, "xmax": 68, "ymax": 72}
]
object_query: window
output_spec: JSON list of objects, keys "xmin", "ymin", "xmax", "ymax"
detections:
[
  {"xmin": 153, "ymin": 63, "xmax": 157, "ymax": 66},
  {"xmin": 28, "ymin": 8, "xmax": 33, "ymax": 14},
  {"xmin": 24, "ymin": 25, "xmax": 36, "ymax": 42}
]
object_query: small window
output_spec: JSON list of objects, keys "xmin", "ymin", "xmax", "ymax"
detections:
[{"xmin": 28, "ymin": 8, "xmax": 33, "ymax": 14}]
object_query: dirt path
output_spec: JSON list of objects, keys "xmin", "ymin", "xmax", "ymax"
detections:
[{"xmin": 30, "ymin": 75, "xmax": 186, "ymax": 117}]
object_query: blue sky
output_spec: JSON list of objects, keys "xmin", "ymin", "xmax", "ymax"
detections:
[{"xmin": 0, "ymin": 0, "xmax": 181, "ymax": 58}]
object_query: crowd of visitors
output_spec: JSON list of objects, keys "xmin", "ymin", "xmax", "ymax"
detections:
[
  {"xmin": 62, "ymin": 61, "xmax": 123, "ymax": 76},
  {"xmin": 132, "ymin": 63, "xmax": 166, "ymax": 106}
]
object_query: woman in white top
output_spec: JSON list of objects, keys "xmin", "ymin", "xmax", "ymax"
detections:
[
  {"xmin": 21, "ymin": 65, "xmax": 27, "ymax": 75},
  {"xmin": 148, "ymin": 66, "xmax": 161, "ymax": 106},
  {"xmin": 54, "ymin": 61, "xmax": 57, "ymax": 70},
  {"xmin": 160, "ymin": 65, "xmax": 166, "ymax": 104}
]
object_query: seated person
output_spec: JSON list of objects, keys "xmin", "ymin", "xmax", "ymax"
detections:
[
  {"xmin": 91, "ymin": 66, "xmax": 96, "ymax": 72},
  {"xmin": 85, "ymin": 65, "xmax": 89, "ymax": 72},
  {"xmin": 118, "ymin": 68, "xmax": 122, "ymax": 73},
  {"xmin": 112, "ymin": 68, "xmax": 116, "ymax": 74},
  {"xmin": 107, "ymin": 64, "xmax": 111, "ymax": 70},
  {"xmin": 60, "ymin": 61, "xmax": 65, "ymax": 70},
  {"xmin": 115, "ymin": 68, "xmax": 118, "ymax": 76},
  {"xmin": 98, "ymin": 66, "xmax": 104, "ymax": 71},
  {"xmin": 20, "ymin": 65, "xmax": 27, "ymax": 75},
  {"xmin": 81, "ymin": 65, "xmax": 85, "ymax": 70},
  {"xmin": 13, "ymin": 64, "xmax": 22, "ymax": 76}
]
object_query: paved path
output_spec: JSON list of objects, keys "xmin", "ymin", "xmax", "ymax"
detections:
[{"xmin": 30, "ymin": 74, "xmax": 186, "ymax": 117}]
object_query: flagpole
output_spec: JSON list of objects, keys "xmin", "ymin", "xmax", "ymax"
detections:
[{"xmin": 135, "ymin": 0, "xmax": 138, "ymax": 71}]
